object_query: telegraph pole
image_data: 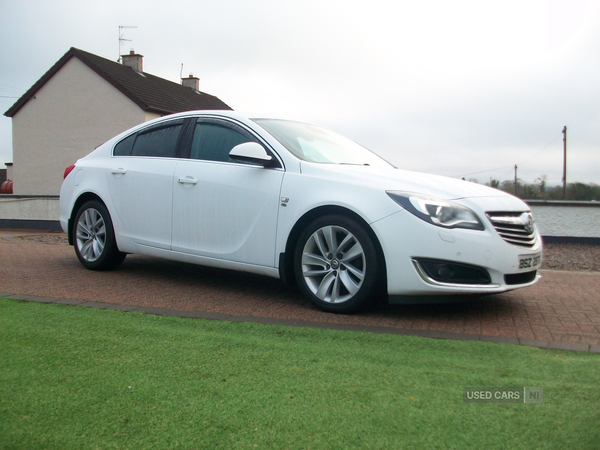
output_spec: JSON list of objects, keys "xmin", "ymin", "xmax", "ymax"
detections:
[
  {"xmin": 514, "ymin": 164, "xmax": 518, "ymax": 196},
  {"xmin": 562, "ymin": 126, "xmax": 567, "ymax": 199}
]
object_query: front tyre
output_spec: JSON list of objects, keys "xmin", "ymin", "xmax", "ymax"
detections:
[
  {"xmin": 294, "ymin": 215, "xmax": 381, "ymax": 313},
  {"xmin": 73, "ymin": 200, "xmax": 125, "ymax": 271}
]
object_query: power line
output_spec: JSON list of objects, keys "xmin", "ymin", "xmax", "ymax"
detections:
[
  {"xmin": 0, "ymin": 84, "xmax": 27, "ymax": 95},
  {"xmin": 452, "ymin": 165, "xmax": 514, "ymax": 178},
  {"xmin": 453, "ymin": 131, "xmax": 564, "ymax": 181},
  {"xmin": 515, "ymin": 131, "xmax": 562, "ymax": 168}
]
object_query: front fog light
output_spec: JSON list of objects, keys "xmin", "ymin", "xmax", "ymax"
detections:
[
  {"xmin": 415, "ymin": 259, "xmax": 491, "ymax": 285},
  {"xmin": 437, "ymin": 265, "xmax": 454, "ymax": 279}
]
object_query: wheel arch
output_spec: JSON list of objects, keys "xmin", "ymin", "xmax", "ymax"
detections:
[
  {"xmin": 280, "ymin": 205, "xmax": 387, "ymax": 289},
  {"xmin": 67, "ymin": 192, "xmax": 107, "ymax": 245}
]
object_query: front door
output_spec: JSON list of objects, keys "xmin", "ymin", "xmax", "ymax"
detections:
[{"xmin": 171, "ymin": 120, "xmax": 284, "ymax": 267}]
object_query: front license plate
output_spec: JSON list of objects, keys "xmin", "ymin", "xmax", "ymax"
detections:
[{"xmin": 518, "ymin": 253, "xmax": 542, "ymax": 271}]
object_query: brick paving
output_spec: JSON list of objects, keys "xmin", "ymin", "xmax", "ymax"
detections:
[{"xmin": 1, "ymin": 229, "xmax": 599, "ymax": 353}]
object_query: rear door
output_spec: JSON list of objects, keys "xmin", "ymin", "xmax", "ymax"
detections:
[{"xmin": 107, "ymin": 119, "xmax": 189, "ymax": 249}]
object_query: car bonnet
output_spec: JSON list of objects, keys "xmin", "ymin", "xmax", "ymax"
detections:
[{"xmin": 299, "ymin": 162, "xmax": 512, "ymax": 201}]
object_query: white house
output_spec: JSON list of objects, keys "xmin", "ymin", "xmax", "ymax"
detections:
[{"xmin": 3, "ymin": 47, "xmax": 232, "ymax": 194}]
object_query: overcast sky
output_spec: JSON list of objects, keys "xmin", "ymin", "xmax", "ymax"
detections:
[{"xmin": 1, "ymin": 0, "xmax": 598, "ymax": 186}]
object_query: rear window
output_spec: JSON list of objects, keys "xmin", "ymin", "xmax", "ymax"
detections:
[
  {"xmin": 113, "ymin": 133, "xmax": 135, "ymax": 156},
  {"xmin": 113, "ymin": 120, "xmax": 184, "ymax": 157}
]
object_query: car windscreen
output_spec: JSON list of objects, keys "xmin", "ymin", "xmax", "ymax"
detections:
[{"xmin": 252, "ymin": 119, "xmax": 393, "ymax": 168}]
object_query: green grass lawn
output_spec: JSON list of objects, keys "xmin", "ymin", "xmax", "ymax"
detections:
[{"xmin": 1, "ymin": 298, "xmax": 599, "ymax": 449}]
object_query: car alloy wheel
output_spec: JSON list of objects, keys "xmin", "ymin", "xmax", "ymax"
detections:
[
  {"xmin": 294, "ymin": 215, "xmax": 380, "ymax": 313},
  {"xmin": 76, "ymin": 207, "xmax": 106, "ymax": 262},
  {"xmin": 302, "ymin": 224, "xmax": 366, "ymax": 303},
  {"xmin": 73, "ymin": 200, "xmax": 125, "ymax": 270}
]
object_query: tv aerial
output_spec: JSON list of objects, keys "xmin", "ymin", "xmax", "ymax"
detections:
[{"xmin": 118, "ymin": 25, "xmax": 138, "ymax": 62}]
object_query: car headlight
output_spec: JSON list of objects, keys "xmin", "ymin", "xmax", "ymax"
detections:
[{"xmin": 386, "ymin": 191, "xmax": 484, "ymax": 231}]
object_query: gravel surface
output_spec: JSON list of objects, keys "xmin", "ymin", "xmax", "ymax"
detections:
[
  {"xmin": 12, "ymin": 233, "xmax": 69, "ymax": 245},
  {"xmin": 11, "ymin": 233, "xmax": 600, "ymax": 272},
  {"xmin": 541, "ymin": 242, "xmax": 600, "ymax": 272}
]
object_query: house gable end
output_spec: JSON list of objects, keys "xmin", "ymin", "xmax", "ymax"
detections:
[
  {"xmin": 4, "ymin": 47, "xmax": 148, "ymax": 117},
  {"xmin": 9, "ymin": 57, "xmax": 145, "ymax": 194}
]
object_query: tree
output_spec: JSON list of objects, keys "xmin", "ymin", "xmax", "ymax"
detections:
[
  {"xmin": 534, "ymin": 175, "xmax": 547, "ymax": 195},
  {"xmin": 520, "ymin": 183, "xmax": 538, "ymax": 199},
  {"xmin": 488, "ymin": 178, "xmax": 500, "ymax": 189},
  {"xmin": 568, "ymin": 182, "xmax": 595, "ymax": 201}
]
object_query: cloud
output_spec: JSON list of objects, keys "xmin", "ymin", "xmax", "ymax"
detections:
[{"xmin": 1, "ymin": 0, "xmax": 598, "ymax": 185}]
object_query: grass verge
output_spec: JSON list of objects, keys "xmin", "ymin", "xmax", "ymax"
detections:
[{"xmin": 1, "ymin": 298, "xmax": 599, "ymax": 449}]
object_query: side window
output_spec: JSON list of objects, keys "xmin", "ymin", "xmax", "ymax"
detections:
[
  {"xmin": 113, "ymin": 120, "xmax": 184, "ymax": 157},
  {"xmin": 113, "ymin": 133, "xmax": 135, "ymax": 156},
  {"xmin": 132, "ymin": 121, "xmax": 183, "ymax": 157},
  {"xmin": 190, "ymin": 122, "xmax": 254, "ymax": 163}
]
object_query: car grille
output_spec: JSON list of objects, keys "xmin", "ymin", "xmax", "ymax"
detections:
[{"xmin": 486, "ymin": 212, "xmax": 538, "ymax": 248}]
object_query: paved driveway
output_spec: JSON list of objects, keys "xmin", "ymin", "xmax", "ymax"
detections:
[{"xmin": 1, "ymin": 229, "xmax": 599, "ymax": 352}]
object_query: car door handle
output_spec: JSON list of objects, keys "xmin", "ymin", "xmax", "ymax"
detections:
[
  {"xmin": 111, "ymin": 168, "xmax": 127, "ymax": 175},
  {"xmin": 178, "ymin": 176, "xmax": 198, "ymax": 185}
]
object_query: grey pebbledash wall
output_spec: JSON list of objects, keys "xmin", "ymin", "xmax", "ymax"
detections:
[
  {"xmin": 527, "ymin": 200, "xmax": 600, "ymax": 244},
  {"xmin": 0, "ymin": 195, "xmax": 599, "ymax": 243}
]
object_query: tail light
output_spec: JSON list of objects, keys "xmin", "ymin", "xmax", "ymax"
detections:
[{"xmin": 64, "ymin": 164, "xmax": 76, "ymax": 179}]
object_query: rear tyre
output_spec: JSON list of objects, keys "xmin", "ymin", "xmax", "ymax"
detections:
[
  {"xmin": 294, "ymin": 215, "xmax": 381, "ymax": 313},
  {"xmin": 73, "ymin": 200, "xmax": 125, "ymax": 271}
]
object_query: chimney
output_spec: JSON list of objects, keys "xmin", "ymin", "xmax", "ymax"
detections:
[
  {"xmin": 121, "ymin": 49, "xmax": 143, "ymax": 72},
  {"xmin": 181, "ymin": 73, "xmax": 199, "ymax": 91},
  {"xmin": 6, "ymin": 162, "xmax": 13, "ymax": 181}
]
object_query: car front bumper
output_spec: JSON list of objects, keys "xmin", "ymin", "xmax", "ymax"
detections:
[{"xmin": 372, "ymin": 205, "xmax": 543, "ymax": 301}]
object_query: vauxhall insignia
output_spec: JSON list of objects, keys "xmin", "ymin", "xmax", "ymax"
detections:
[{"xmin": 521, "ymin": 213, "xmax": 534, "ymax": 235}]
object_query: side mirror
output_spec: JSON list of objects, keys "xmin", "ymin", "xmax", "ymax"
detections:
[{"xmin": 229, "ymin": 142, "xmax": 275, "ymax": 167}]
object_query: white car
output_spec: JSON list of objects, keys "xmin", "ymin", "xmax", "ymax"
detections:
[{"xmin": 60, "ymin": 111, "xmax": 542, "ymax": 313}]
